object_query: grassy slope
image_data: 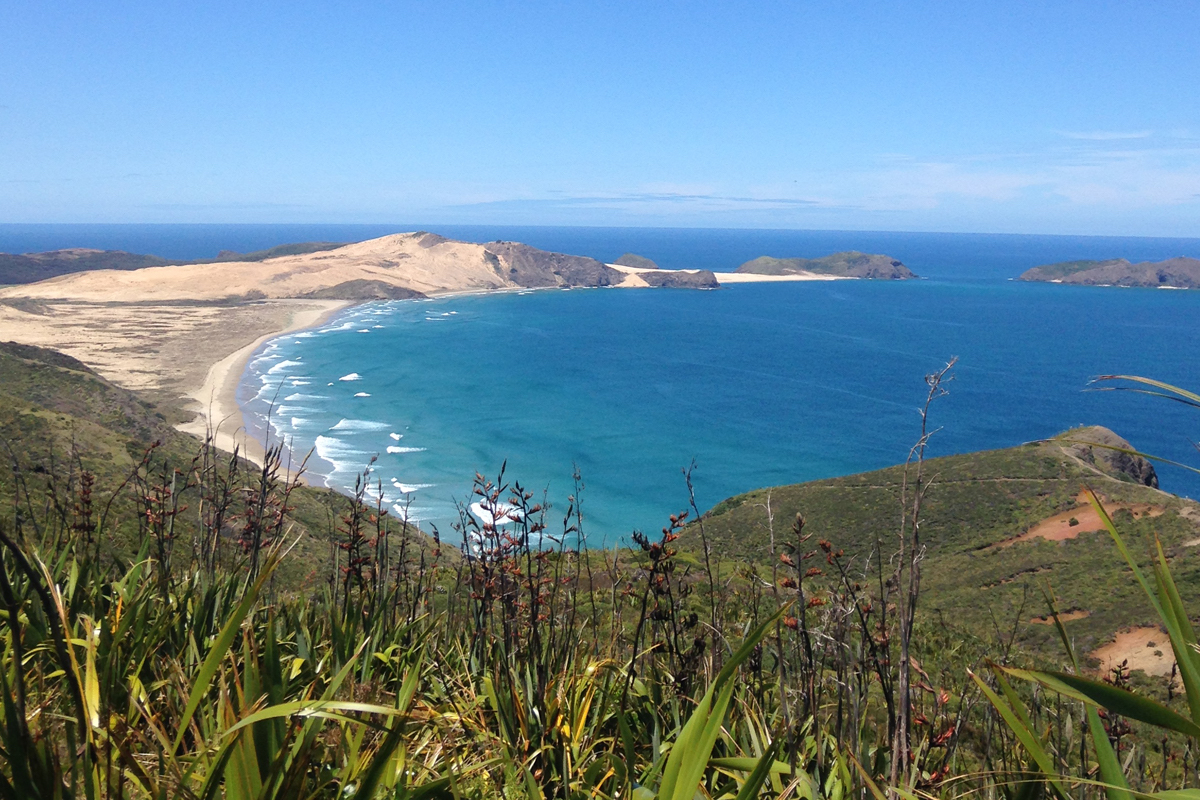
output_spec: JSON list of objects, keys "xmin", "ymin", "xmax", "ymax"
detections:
[
  {"xmin": 613, "ymin": 253, "xmax": 660, "ymax": 269},
  {"xmin": 691, "ymin": 435, "xmax": 1200, "ymax": 656},
  {"xmin": 0, "ymin": 341, "xmax": 336, "ymax": 585}
]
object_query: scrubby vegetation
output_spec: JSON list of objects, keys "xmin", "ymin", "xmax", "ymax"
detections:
[{"xmin": 1, "ymin": 349, "xmax": 1198, "ymax": 798}]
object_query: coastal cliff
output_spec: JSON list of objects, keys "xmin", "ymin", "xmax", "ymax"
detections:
[
  {"xmin": 737, "ymin": 251, "xmax": 917, "ymax": 279},
  {"xmin": 482, "ymin": 240, "xmax": 622, "ymax": 288},
  {"xmin": 1019, "ymin": 256, "xmax": 1200, "ymax": 288}
]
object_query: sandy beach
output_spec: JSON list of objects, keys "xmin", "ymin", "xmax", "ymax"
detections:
[{"xmin": 174, "ymin": 300, "xmax": 350, "ymax": 463}]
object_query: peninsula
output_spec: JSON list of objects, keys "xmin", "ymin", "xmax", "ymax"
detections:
[{"xmin": 1019, "ymin": 256, "xmax": 1200, "ymax": 288}]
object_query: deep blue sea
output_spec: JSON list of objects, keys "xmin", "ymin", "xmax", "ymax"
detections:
[{"xmin": 3, "ymin": 224, "xmax": 1199, "ymax": 543}]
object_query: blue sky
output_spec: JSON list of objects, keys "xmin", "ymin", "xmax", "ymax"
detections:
[{"xmin": 3, "ymin": 1, "xmax": 1199, "ymax": 235}]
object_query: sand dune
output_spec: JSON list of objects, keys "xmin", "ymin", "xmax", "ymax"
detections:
[
  {"xmin": 0, "ymin": 232, "xmax": 626, "ymax": 460},
  {"xmin": 0, "ymin": 233, "xmax": 513, "ymax": 302}
]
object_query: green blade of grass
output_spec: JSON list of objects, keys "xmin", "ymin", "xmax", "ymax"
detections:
[
  {"xmin": 171, "ymin": 550, "xmax": 281, "ymax": 754},
  {"xmin": 1153, "ymin": 538, "xmax": 1200, "ymax": 676},
  {"xmin": 1036, "ymin": 587, "xmax": 1133, "ymax": 800},
  {"xmin": 1090, "ymin": 376, "xmax": 1200, "ymax": 408},
  {"xmin": 657, "ymin": 606, "xmax": 785, "ymax": 800},
  {"xmin": 1003, "ymin": 667, "xmax": 1200, "ymax": 739},
  {"xmin": 971, "ymin": 669, "xmax": 1071, "ymax": 800},
  {"xmin": 731, "ymin": 739, "xmax": 780, "ymax": 800}
]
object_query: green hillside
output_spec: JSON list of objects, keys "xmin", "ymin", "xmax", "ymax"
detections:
[
  {"xmin": 207, "ymin": 241, "xmax": 347, "ymax": 262},
  {"xmin": 692, "ymin": 429, "xmax": 1200, "ymax": 656},
  {"xmin": 0, "ymin": 248, "xmax": 170, "ymax": 284},
  {"xmin": 0, "ymin": 341, "xmax": 339, "ymax": 584}
]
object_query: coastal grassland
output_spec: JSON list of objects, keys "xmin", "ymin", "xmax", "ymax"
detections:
[
  {"xmin": 0, "ymin": 341, "xmax": 338, "ymax": 585},
  {"xmin": 694, "ymin": 434, "xmax": 1200, "ymax": 655},
  {"xmin": 0, "ymin": 242, "xmax": 348, "ymax": 286},
  {"xmin": 1, "ymin": 345, "xmax": 1198, "ymax": 798}
]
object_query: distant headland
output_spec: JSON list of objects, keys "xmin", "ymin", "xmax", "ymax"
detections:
[
  {"xmin": 737, "ymin": 251, "xmax": 917, "ymax": 280},
  {"xmin": 1019, "ymin": 256, "xmax": 1200, "ymax": 288}
]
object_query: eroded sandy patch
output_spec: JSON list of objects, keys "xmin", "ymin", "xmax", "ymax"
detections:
[
  {"xmin": 1092, "ymin": 626, "xmax": 1176, "ymax": 677},
  {"xmin": 1000, "ymin": 491, "xmax": 1165, "ymax": 547}
]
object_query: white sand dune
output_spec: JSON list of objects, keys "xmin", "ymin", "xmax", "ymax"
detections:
[{"xmin": 0, "ymin": 233, "xmax": 512, "ymax": 302}]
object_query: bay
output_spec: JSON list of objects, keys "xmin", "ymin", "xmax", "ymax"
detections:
[
  {"xmin": 241, "ymin": 273, "xmax": 1200, "ymax": 543},
  {"xmin": 3, "ymin": 224, "xmax": 1197, "ymax": 543}
]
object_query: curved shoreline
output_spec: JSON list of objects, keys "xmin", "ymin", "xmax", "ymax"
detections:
[{"xmin": 175, "ymin": 299, "xmax": 352, "ymax": 466}]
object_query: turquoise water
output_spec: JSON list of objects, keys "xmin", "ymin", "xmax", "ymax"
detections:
[
  {"xmin": 2, "ymin": 224, "xmax": 1197, "ymax": 543},
  {"xmin": 240, "ymin": 277, "xmax": 1200, "ymax": 542}
]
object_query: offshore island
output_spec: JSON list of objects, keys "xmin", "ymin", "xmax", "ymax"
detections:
[{"xmin": 1020, "ymin": 255, "xmax": 1200, "ymax": 288}]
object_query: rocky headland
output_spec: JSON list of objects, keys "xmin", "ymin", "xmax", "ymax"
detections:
[{"xmin": 1019, "ymin": 256, "xmax": 1200, "ymax": 288}]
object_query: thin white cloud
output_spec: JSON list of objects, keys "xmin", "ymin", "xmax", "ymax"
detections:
[{"xmin": 1057, "ymin": 130, "xmax": 1153, "ymax": 141}]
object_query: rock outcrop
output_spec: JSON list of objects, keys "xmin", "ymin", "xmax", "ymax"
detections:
[
  {"xmin": 1055, "ymin": 426, "xmax": 1158, "ymax": 488},
  {"xmin": 483, "ymin": 241, "xmax": 622, "ymax": 288},
  {"xmin": 635, "ymin": 269, "xmax": 720, "ymax": 288}
]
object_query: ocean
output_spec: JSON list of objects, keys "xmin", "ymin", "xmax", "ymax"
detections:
[{"xmin": 3, "ymin": 224, "xmax": 1199, "ymax": 543}]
